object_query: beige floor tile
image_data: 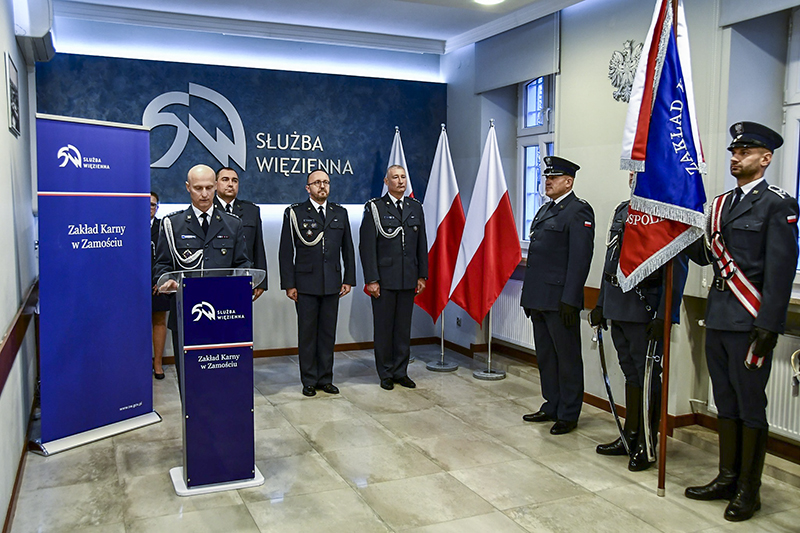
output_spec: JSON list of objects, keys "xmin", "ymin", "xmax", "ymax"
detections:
[
  {"xmin": 597, "ymin": 482, "xmax": 719, "ymax": 532},
  {"xmin": 358, "ymin": 472, "xmax": 494, "ymax": 530},
  {"xmin": 115, "ymin": 437, "xmax": 184, "ymax": 479},
  {"xmin": 756, "ymin": 505, "xmax": 800, "ymax": 532},
  {"xmin": 505, "ymin": 493, "xmax": 660, "ymax": 533},
  {"xmin": 323, "ymin": 442, "xmax": 443, "ymax": 487},
  {"xmin": 20, "ymin": 439, "xmax": 118, "ymax": 492},
  {"xmin": 296, "ymin": 416, "xmax": 399, "ymax": 452},
  {"xmin": 404, "ymin": 510, "xmax": 529, "ymax": 533},
  {"xmin": 277, "ymin": 396, "xmax": 368, "ymax": 426},
  {"xmin": 254, "ymin": 380, "xmax": 313, "ymax": 404},
  {"xmin": 252, "ymin": 402, "xmax": 293, "ymax": 431},
  {"xmin": 466, "ymin": 374, "xmax": 541, "ymax": 400},
  {"xmin": 11, "ymin": 478, "xmax": 125, "ymax": 532},
  {"xmin": 125, "ymin": 504, "xmax": 260, "ymax": 533},
  {"xmin": 440, "ymin": 399, "xmax": 531, "ymax": 431},
  {"xmin": 487, "ymin": 424, "xmax": 599, "ymax": 459},
  {"xmin": 122, "ymin": 471, "xmax": 243, "ymax": 522},
  {"xmin": 255, "ymin": 425, "xmax": 314, "ymax": 459},
  {"xmin": 534, "ymin": 446, "xmax": 655, "ymax": 492},
  {"xmin": 373, "ymin": 406, "xmax": 475, "ymax": 439},
  {"xmin": 417, "ymin": 375, "xmax": 506, "ymax": 406},
  {"xmin": 410, "ymin": 431, "xmax": 525, "ymax": 471},
  {"xmin": 240, "ymin": 451, "xmax": 347, "ymax": 502},
  {"xmin": 340, "ymin": 383, "xmax": 437, "ymax": 414},
  {"xmin": 246, "ymin": 488, "xmax": 391, "ymax": 532},
  {"xmin": 450, "ymin": 458, "xmax": 590, "ymax": 510}
]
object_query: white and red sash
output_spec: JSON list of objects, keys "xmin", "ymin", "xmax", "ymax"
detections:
[{"xmin": 709, "ymin": 192, "xmax": 763, "ymax": 368}]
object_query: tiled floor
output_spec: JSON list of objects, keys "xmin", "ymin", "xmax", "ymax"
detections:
[{"xmin": 10, "ymin": 346, "xmax": 800, "ymax": 532}]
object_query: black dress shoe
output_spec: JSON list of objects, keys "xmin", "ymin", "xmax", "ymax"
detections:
[
  {"xmin": 596, "ymin": 437, "xmax": 629, "ymax": 456},
  {"xmin": 380, "ymin": 378, "xmax": 394, "ymax": 390},
  {"xmin": 302, "ymin": 386, "xmax": 316, "ymax": 397},
  {"xmin": 522, "ymin": 410, "xmax": 553, "ymax": 423},
  {"xmin": 395, "ymin": 376, "xmax": 416, "ymax": 388},
  {"xmin": 628, "ymin": 443, "xmax": 654, "ymax": 471},
  {"xmin": 320, "ymin": 383, "xmax": 340, "ymax": 394},
  {"xmin": 153, "ymin": 371, "xmax": 165, "ymax": 380},
  {"xmin": 550, "ymin": 420, "xmax": 578, "ymax": 435}
]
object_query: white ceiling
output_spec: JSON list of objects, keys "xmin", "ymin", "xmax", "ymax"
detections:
[{"xmin": 53, "ymin": 0, "xmax": 585, "ymax": 54}]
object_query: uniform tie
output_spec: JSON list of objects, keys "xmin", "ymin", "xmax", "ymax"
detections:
[
  {"xmin": 319, "ymin": 205, "xmax": 325, "ymax": 222},
  {"xmin": 225, "ymin": 204, "xmax": 232, "ymax": 214},
  {"xmin": 200, "ymin": 212, "xmax": 209, "ymax": 235},
  {"xmin": 731, "ymin": 187, "xmax": 743, "ymax": 210},
  {"xmin": 396, "ymin": 199, "xmax": 403, "ymax": 216}
]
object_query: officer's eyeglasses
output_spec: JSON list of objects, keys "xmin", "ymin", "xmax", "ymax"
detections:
[
  {"xmin": 308, "ymin": 180, "xmax": 330, "ymax": 188},
  {"xmin": 150, "ymin": 202, "xmax": 159, "ymax": 207}
]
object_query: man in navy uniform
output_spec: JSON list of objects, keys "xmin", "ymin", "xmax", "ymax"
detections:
[
  {"xmin": 279, "ymin": 170, "xmax": 356, "ymax": 396},
  {"xmin": 590, "ymin": 172, "xmax": 687, "ymax": 470},
  {"xmin": 360, "ymin": 165, "xmax": 428, "ymax": 390},
  {"xmin": 684, "ymin": 122, "xmax": 798, "ymax": 522},
  {"xmin": 154, "ymin": 164, "xmax": 252, "ymax": 385},
  {"xmin": 215, "ymin": 166, "xmax": 268, "ymax": 300},
  {"xmin": 521, "ymin": 156, "xmax": 594, "ymax": 435}
]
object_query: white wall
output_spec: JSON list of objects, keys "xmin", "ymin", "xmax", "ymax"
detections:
[{"xmin": 0, "ymin": 0, "xmax": 40, "ymax": 517}]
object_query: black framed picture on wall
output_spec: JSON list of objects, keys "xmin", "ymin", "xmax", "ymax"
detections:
[{"xmin": 5, "ymin": 52, "xmax": 20, "ymax": 137}]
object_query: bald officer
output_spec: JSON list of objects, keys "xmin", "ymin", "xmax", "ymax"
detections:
[
  {"xmin": 279, "ymin": 170, "xmax": 356, "ymax": 397},
  {"xmin": 521, "ymin": 156, "xmax": 594, "ymax": 435},
  {"xmin": 360, "ymin": 165, "xmax": 428, "ymax": 390},
  {"xmin": 154, "ymin": 164, "xmax": 252, "ymax": 385},
  {"xmin": 685, "ymin": 122, "xmax": 798, "ymax": 522}
]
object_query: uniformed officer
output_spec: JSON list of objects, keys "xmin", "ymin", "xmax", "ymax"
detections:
[
  {"xmin": 279, "ymin": 170, "xmax": 356, "ymax": 397},
  {"xmin": 359, "ymin": 165, "xmax": 428, "ymax": 390},
  {"xmin": 684, "ymin": 122, "xmax": 798, "ymax": 522},
  {"xmin": 154, "ymin": 164, "xmax": 252, "ymax": 387},
  {"xmin": 521, "ymin": 156, "xmax": 594, "ymax": 435},
  {"xmin": 590, "ymin": 172, "xmax": 687, "ymax": 470},
  {"xmin": 214, "ymin": 166, "xmax": 268, "ymax": 300}
]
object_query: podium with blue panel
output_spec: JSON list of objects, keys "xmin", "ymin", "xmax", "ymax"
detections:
[{"xmin": 158, "ymin": 268, "xmax": 266, "ymax": 495}]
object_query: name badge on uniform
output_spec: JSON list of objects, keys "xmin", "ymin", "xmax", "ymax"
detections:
[{"xmin": 181, "ymin": 234, "xmax": 197, "ymax": 239}]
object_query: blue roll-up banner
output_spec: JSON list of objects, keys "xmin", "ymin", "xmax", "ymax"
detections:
[
  {"xmin": 179, "ymin": 276, "xmax": 255, "ymax": 488},
  {"xmin": 37, "ymin": 115, "xmax": 156, "ymax": 447}
]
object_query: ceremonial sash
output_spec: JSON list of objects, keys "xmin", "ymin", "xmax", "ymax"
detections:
[{"xmin": 710, "ymin": 193, "xmax": 763, "ymax": 368}]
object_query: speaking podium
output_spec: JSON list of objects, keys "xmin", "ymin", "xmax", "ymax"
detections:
[{"xmin": 157, "ymin": 268, "xmax": 266, "ymax": 496}]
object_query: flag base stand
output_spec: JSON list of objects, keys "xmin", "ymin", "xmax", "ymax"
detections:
[
  {"xmin": 427, "ymin": 361, "xmax": 458, "ymax": 372},
  {"xmin": 427, "ymin": 312, "xmax": 458, "ymax": 372},
  {"xmin": 473, "ymin": 310, "xmax": 505, "ymax": 380},
  {"xmin": 473, "ymin": 369, "xmax": 505, "ymax": 381}
]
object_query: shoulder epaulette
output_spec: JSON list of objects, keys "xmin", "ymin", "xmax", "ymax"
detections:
[
  {"xmin": 576, "ymin": 197, "xmax": 588, "ymax": 204},
  {"xmin": 407, "ymin": 196, "xmax": 422, "ymax": 205},
  {"xmin": 223, "ymin": 211, "xmax": 241, "ymax": 219},
  {"xmin": 166, "ymin": 210, "xmax": 184, "ymax": 218},
  {"xmin": 365, "ymin": 198, "xmax": 379, "ymax": 207},
  {"xmin": 237, "ymin": 198, "xmax": 256, "ymax": 207},
  {"xmin": 330, "ymin": 202, "xmax": 342, "ymax": 208},
  {"xmin": 290, "ymin": 202, "xmax": 302, "ymax": 208},
  {"xmin": 768, "ymin": 184, "xmax": 790, "ymax": 199}
]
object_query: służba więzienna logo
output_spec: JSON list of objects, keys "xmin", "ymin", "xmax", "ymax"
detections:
[
  {"xmin": 143, "ymin": 83, "xmax": 246, "ymax": 170},
  {"xmin": 57, "ymin": 144, "xmax": 82, "ymax": 168},
  {"xmin": 191, "ymin": 301, "xmax": 216, "ymax": 322}
]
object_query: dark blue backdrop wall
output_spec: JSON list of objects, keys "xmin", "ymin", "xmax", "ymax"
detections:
[{"xmin": 36, "ymin": 54, "xmax": 447, "ymax": 204}]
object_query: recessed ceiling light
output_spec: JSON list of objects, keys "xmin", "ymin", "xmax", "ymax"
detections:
[{"xmin": 474, "ymin": 0, "xmax": 506, "ymax": 5}]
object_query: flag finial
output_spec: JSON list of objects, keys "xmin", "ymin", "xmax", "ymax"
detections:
[
  {"xmin": 394, "ymin": 126, "xmax": 400, "ymax": 133},
  {"xmin": 489, "ymin": 119, "xmax": 495, "ymax": 128},
  {"xmin": 440, "ymin": 123, "xmax": 446, "ymax": 131}
]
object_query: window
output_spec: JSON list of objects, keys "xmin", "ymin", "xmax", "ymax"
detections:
[{"xmin": 517, "ymin": 75, "xmax": 554, "ymax": 241}]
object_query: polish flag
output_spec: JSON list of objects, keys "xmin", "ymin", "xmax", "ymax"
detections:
[
  {"xmin": 381, "ymin": 126, "xmax": 414, "ymax": 198},
  {"xmin": 415, "ymin": 126, "xmax": 466, "ymax": 321},
  {"xmin": 449, "ymin": 123, "xmax": 521, "ymax": 324}
]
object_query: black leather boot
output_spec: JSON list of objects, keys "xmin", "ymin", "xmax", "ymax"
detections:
[
  {"xmin": 685, "ymin": 418, "xmax": 741, "ymax": 500},
  {"xmin": 597, "ymin": 384, "xmax": 641, "ymax": 456},
  {"xmin": 629, "ymin": 385, "xmax": 660, "ymax": 471},
  {"xmin": 724, "ymin": 426, "xmax": 768, "ymax": 521}
]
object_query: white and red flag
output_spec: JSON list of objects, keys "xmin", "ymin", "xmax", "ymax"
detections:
[
  {"xmin": 382, "ymin": 126, "xmax": 414, "ymax": 198},
  {"xmin": 617, "ymin": 0, "xmax": 706, "ymax": 291},
  {"xmin": 416, "ymin": 125, "xmax": 466, "ymax": 321},
  {"xmin": 449, "ymin": 122, "xmax": 521, "ymax": 324}
]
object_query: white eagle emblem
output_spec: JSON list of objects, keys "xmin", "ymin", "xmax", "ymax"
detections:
[{"xmin": 608, "ymin": 40, "xmax": 643, "ymax": 103}]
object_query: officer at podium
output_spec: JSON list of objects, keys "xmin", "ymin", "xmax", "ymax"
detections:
[
  {"xmin": 279, "ymin": 170, "xmax": 356, "ymax": 397},
  {"xmin": 154, "ymin": 164, "xmax": 252, "ymax": 385}
]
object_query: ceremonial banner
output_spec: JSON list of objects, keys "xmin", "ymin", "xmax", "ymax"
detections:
[
  {"xmin": 38, "ymin": 115, "xmax": 154, "ymax": 445},
  {"xmin": 617, "ymin": 0, "xmax": 706, "ymax": 291},
  {"xmin": 450, "ymin": 123, "xmax": 521, "ymax": 324},
  {"xmin": 416, "ymin": 126, "xmax": 465, "ymax": 320}
]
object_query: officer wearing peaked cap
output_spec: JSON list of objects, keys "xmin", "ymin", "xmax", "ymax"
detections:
[
  {"xmin": 685, "ymin": 122, "xmax": 798, "ymax": 522},
  {"xmin": 521, "ymin": 156, "xmax": 594, "ymax": 435},
  {"xmin": 279, "ymin": 170, "xmax": 356, "ymax": 397},
  {"xmin": 154, "ymin": 164, "xmax": 252, "ymax": 391}
]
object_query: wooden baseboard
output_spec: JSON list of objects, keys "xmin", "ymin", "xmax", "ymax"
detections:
[{"xmin": 582, "ymin": 392, "xmax": 696, "ymax": 437}]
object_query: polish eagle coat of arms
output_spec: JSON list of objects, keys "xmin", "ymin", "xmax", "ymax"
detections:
[{"xmin": 609, "ymin": 40, "xmax": 643, "ymax": 103}]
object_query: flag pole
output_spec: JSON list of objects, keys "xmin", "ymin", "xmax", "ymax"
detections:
[
  {"xmin": 657, "ymin": 259, "xmax": 674, "ymax": 496},
  {"xmin": 426, "ymin": 309, "xmax": 458, "ymax": 372},
  {"xmin": 656, "ymin": 0, "xmax": 680, "ymax": 497},
  {"xmin": 474, "ymin": 309, "xmax": 505, "ymax": 380}
]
